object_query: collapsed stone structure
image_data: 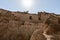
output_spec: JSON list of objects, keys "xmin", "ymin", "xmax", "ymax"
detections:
[{"xmin": 0, "ymin": 9, "xmax": 60, "ymax": 40}]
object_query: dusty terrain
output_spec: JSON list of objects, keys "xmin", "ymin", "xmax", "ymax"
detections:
[{"xmin": 0, "ymin": 9, "xmax": 60, "ymax": 40}]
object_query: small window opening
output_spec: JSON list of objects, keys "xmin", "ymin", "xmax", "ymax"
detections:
[
  {"xmin": 29, "ymin": 16, "xmax": 32, "ymax": 20},
  {"xmin": 58, "ymin": 20, "xmax": 60, "ymax": 24},
  {"xmin": 38, "ymin": 17, "xmax": 41, "ymax": 20}
]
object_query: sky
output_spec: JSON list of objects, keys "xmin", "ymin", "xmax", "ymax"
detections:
[{"xmin": 0, "ymin": 0, "xmax": 60, "ymax": 14}]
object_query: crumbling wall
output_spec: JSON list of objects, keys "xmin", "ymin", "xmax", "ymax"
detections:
[{"xmin": 12, "ymin": 12, "xmax": 41, "ymax": 23}]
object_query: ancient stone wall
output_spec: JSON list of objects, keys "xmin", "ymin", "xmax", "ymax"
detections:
[{"xmin": 12, "ymin": 12, "xmax": 41, "ymax": 23}]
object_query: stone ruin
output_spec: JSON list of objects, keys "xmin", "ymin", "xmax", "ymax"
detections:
[{"xmin": 0, "ymin": 9, "xmax": 60, "ymax": 40}]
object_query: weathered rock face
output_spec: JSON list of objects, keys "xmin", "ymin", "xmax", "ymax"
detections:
[
  {"xmin": 0, "ymin": 9, "xmax": 21, "ymax": 40},
  {"xmin": 0, "ymin": 9, "xmax": 60, "ymax": 40},
  {"xmin": 45, "ymin": 24, "xmax": 60, "ymax": 35},
  {"xmin": 30, "ymin": 29, "xmax": 46, "ymax": 40},
  {"xmin": 45, "ymin": 15, "xmax": 59, "ymax": 25},
  {"xmin": 19, "ymin": 24, "xmax": 42, "ymax": 40},
  {"xmin": 43, "ymin": 24, "xmax": 60, "ymax": 40}
]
